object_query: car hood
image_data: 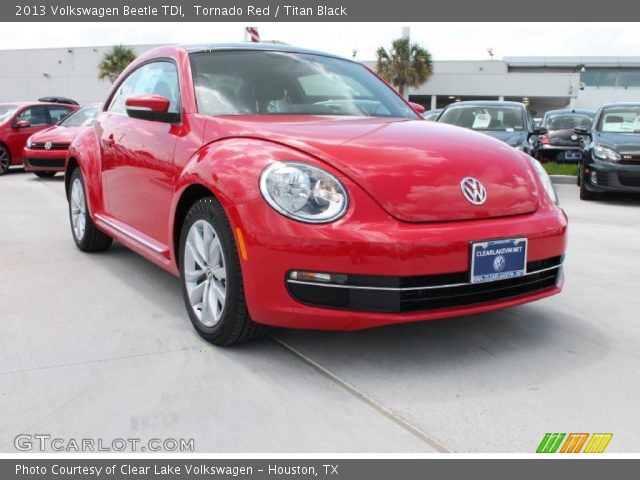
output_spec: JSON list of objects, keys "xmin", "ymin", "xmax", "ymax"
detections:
[
  {"xmin": 479, "ymin": 130, "xmax": 527, "ymax": 146},
  {"xmin": 30, "ymin": 125, "xmax": 83, "ymax": 144},
  {"xmin": 594, "ymin": 132, "xmax": 640, "ymax": 153},
  {"xmin": 210, "ymin": 116, "xmax": 539, "ymax": 222}
]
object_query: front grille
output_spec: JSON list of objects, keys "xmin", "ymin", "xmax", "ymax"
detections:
[
  {"xmin": 618, "ymin": 174, "xmax": 640, "ymax": 187},
  {"xmin": 620, "ymin": 153, "xmax": 640, "ymax": 165},
  {"xmin": 287, "ymin": 256, "xmax": 563, "ymax": 313},
  {"xmin": 30, "ymin": 142, "xmax": 70, "ymax": 150},
  {"xmin": 24, "ymin": 157, "xmax": 65, "ymax": 168}
]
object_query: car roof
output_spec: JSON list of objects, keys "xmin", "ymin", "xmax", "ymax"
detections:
[
  {"xmin": 444, "ymin": 100, "xmax": 526, "ymax": 108},
  {"xmin": 0, "ymin": 102, "xmax": 77, "ymax": 108},
  {"xmin": 599, "ymin": 102, "xmax": 640, "ymax": 109},
  {"xmin": 181, "ymin": 43, "xmax": 352, "ymax": 62}
]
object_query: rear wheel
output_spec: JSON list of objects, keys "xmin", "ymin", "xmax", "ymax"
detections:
[
  {"xmin": 0, "ymin": 145, "xmax": 10, "ymax": 175},
  {"xmin": 179, "ymin": 197, "xmax": 267, "ymax": 346},
  {"xmin": 34, "ymin": 171, "xmax": 56, "ymax": 178},
  {"xmin": 68, "ymin": 168, "xmax": 113, "ymax": 252}
]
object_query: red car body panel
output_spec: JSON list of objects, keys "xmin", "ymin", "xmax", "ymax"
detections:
[
  {"xmin": 0, "ymin": 102, "xmax": 79, "ymax": 165},
  {"xmin": 67, "ymin": 45, "xmax": 567, "ymax": 330}
]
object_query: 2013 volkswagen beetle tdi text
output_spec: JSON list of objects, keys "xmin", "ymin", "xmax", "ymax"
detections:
[{"xmin": 65, "ymin": 44, "xmax": 567, "ymax": 345}]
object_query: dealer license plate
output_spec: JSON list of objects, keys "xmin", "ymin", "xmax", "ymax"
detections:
[
  {"xmin": 565, "ymin": 150, "xmax": 582, "ymax": 161},
  {"xmin": 470, "ymin": 238, "xmax": 527, "ymax": 283}
]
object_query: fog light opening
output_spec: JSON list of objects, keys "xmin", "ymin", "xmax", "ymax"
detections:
[
  {"xmin": 590, "ymin": 171, "xmax": 598, "ymax": 185},
  {"xmin": 288, "ymin": 271, "xmax": 347, "ymax": 284}
]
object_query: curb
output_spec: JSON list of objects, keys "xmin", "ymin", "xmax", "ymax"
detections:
[{"xmin": 550, "ymin": 175, "xmax": 576, "ymax": 185}]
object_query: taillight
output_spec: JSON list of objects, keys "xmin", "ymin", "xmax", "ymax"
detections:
[{"xmin": 540, "ymin": 135, "xmax": 550, "ymax": 145}]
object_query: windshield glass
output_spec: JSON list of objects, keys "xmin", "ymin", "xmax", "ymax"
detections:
[
  {"xmin": 438, "ymin": 106, "xmax": 525, "ymax": 131},
  {"xmin": 545, "ymin": 113, "xmax": 593, "ymax": 130},
  {"xmin": 61, "ymin": 105, "xmax": 99, "ymax": 127},
  {"xmin": 190, "ymin": 51, "xmax": 417, "ymax": 118},
  {"xmin": 596, "ymin": 107, "xmax": 640, "ymax": 133},
  {"xmin": 0, "ymin": 105, "xmax": 18, "ymax": 124}
]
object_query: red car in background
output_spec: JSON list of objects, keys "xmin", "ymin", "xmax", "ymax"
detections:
[
  {"xmin": 66, "ymin": 44, "xmax": 567, "ymax": 346},
  {"xmin": 24, "ymin": 104, "xmax": 100, "ymax": 178},
  {"xmin": 0, "ymin": 102, "xmax": 79, "ymax": 175}
]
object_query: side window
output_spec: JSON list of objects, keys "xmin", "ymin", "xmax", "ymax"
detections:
[
  {"xmin": 16, "ymin": 106, "xmax": 48, "ymax": 126},
  {"xmin": 47, "ymin": 106, "xmax": 73, "ymax": 124},
  {"xmin": 108, "ymin": 61, "xmax": 181, "ymax": 115}
]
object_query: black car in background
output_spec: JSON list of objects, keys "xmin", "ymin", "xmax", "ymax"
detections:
[
  {"xmin": 533, "ymin": 109, "xmax": 595, "ymax": 163},
  {"xmin": 578, "ymin": 103, "xmax": 640, "ymax": 200},
  {"xmin": 437, "ymin": 101, "xmax": 541, "ymax": 155}
]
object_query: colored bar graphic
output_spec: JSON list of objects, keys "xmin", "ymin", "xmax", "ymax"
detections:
[
  {"xmin": 560, "ymin": 433, "xmax": 589, "ymax": 453},
  {"xmin": 536, "ymin": 433, "xmax": 566, "ymax": 453},
  {"xmin": 584, "ymin": 433, "xmax": 613, "ymax": 453}
]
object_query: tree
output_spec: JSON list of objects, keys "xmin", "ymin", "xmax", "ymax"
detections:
[
  {"xmin": 98, "ymin": 45, "xmax": 136, "ymax": 83},
  {"xmin": 376, "ymin": 37, "xmax": 433, "ymax": 97}
]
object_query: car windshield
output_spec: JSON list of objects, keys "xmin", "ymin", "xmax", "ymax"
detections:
[
  {"xmin": 0, "ymin": 105, "xmax": 18, "ymax": 124},
  {"xmin": 190, "ymin": 51, "xmax": 417, "ymax": 118},
  {"xmin": 61, "ymin": 105, "xmax": 99, "ymax": 127},
  {"xmin": 596, "ymin": 107, "xmax": 640, "ymax": 133},
  {"xmin": 545, "ymin": 113, "xmax": 593, "ymax": 130},
  {"xmin": 438, "ymin": 106, "xmax": 525, "ymax": 131}
]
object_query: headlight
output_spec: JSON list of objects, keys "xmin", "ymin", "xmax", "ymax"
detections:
[
  {"xmin": 259, "ymin": 161, "xmax": 348, "ymax": 223},
  {"xmin": 593, "ymin": 145, "xmax": 621, "ymax": 162},
  {"xmin": 529, "ymin": 157, "xmax": 558, "ymax": 205},
  {"xmin": 26, "ymin": 138, "xmax": 32, "ymax": 148}
]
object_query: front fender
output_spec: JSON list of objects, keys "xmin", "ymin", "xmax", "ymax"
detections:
[{"xmin": 66, "ymin": 128, "xmax": 103, "ymax": 216}]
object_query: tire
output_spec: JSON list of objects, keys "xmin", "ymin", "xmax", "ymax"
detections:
[
  {"xmin": 68, "ymin": 168, "xmax": 113, "ymax": 252},
  {"xmin": 0, "ymin": 145, "xmax": 10, "ymax": 175},
  {"xmin": 576, "ymin": 168, "xmax": 581, "ymax": 186},
  {"xmin": 579, "ymin": 173, "xmax": 597, "ymax": 201},
  {"xmin": 34, "ymin": 171, "xmax": 56, "ymax": 178},
  {"xmin": 179, "ymin": 196, "xmax": 267, "ymax": 346}
]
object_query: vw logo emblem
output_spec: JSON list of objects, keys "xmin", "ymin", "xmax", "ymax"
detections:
[
  {"xmin": 460, "ymin": 177, "xmax": 487, "ymax": 205},
  {"xmin": 44, "ymin": 141, "xmax": 52, "ymax": 150},
  {"xmin": 493, "ymin": 255, "xmax": 506, "ymax": 272},
  {"xmin": 571, "ymin": 134, "xmax": 578, "ymax": 141}
]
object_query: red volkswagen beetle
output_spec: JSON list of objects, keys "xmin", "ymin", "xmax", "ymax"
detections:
[
  {"xmin": 24, "ymin": 104, "xmax": 100, "ymax": 178},
  {"xmin": 0, "ymin": 102, "xmax": 78, "ymax": 175},
  {"xmin": 66, "ymin": 44, "xmax": 567, "ymax": 345}
]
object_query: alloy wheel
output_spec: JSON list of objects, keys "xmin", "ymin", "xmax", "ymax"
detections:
[
  {"xmin": 0, "ymin": 148, "xmax": 9, "ymax": 174},
  {"xmin": 184, "ymin": 219, "xmax": 227, "ymax": 328},
  {"xmin": 70, "ymin": 178, "xmax": 87, "ymax": 240}
]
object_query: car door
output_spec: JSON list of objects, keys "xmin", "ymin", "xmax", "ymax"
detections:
[
  {"xmin": 6, "ymin": 105, "xmax": 49, "ymax": 161},
  {"xmin": 99, "ymin": 61, "xmax": 181, "ymax": 247}
]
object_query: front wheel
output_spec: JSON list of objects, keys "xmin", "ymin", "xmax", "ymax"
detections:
[
  {"xmin": 34, "ymin": 171, "xmax": 56, "ymax": 178},
  {"xmin": 0, "ymin": 145, "xmax": 11, "ymax": 175},
  {"xmin": 68, "ymin": 168, "xmax": 113, "ymax": 251},
  {"xmin": 179, "ymin": 197, "xmax": 267, "ymax": 346},
  {"xmin": 579, "ymin": 174, "xmax": 597, "ymax": 201}
]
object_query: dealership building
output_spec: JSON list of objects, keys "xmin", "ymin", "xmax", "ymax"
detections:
[{"xmin": 1, "ymin": 43, "xmax": 640, "ymax": 115}]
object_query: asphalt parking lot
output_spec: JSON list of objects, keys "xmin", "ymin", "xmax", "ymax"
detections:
[{"xmin": 1, "ymin": 170, "xmax": 639, "ymax": 453}]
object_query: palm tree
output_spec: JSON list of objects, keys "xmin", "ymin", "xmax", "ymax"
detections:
[
  {"xmin": 98, "ymin": 45, "xmax": 137, "ymax": 83},
  {"xmin": 376, "ymin": 37, "xmax": 433, "ymax": 97}
]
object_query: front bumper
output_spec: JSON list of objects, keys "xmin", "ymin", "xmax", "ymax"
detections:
[
  {"xmin": 23, "ymin": 148, "xmax": 68, "ymax": 172},
  {"xmin": 231, "ymin": 196, "xmax": 568, "ymax": 330},
  {"xmin": 582, "ymin": 159, "xmax": 640, "ymax": 193}
]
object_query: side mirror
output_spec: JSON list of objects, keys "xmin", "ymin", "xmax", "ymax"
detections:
[
  {"xmin": 574, "ymin": 126, "xmax": 590, "ymax": 135},
  {"xmin": 409, "ymin": 102, "xmax": 426, "ymax": 115},
  {"xmin": 531, "ymin": 126, "xmax": 548, "ymax": 135},
  {"xmin": 14, "ymin": 119, "xmax": 31, "ymax": 129},
  {"xmin": 125, "ymin": 95, "xmax": 179, "ymax": 123}
]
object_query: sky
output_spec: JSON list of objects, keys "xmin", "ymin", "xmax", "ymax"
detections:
[{"xmin": 1, "ymin": 22, "xmax": 640, "ymax": 60}]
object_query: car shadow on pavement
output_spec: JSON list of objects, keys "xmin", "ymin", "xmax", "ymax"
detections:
[{"xmin": 89, "ymin": 241, "xmax": 607, "ymax": 394}]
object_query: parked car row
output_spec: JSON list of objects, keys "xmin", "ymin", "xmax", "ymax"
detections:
[
  {"xmin": 0, "ymin": 100, "xmax": 98, "ymax": 177},
  {"xmin": 428, "ymin": 100, "xmax": 640, "ymax": 201}
]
